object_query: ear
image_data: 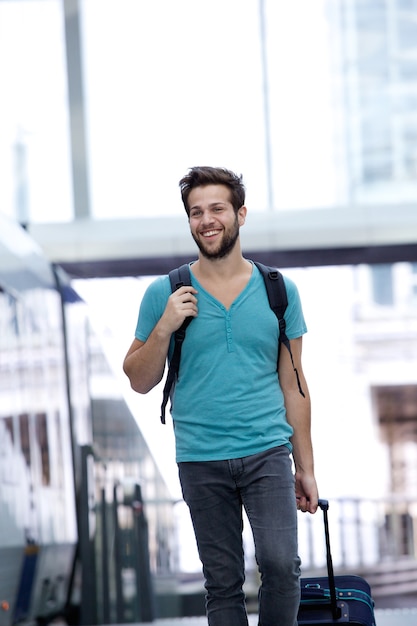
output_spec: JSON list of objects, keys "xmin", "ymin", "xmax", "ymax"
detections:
[{"xmin": 238, "ymin": 205, "xmax": 247, "ymax": 226}]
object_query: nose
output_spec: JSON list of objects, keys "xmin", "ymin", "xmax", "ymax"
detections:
[{"xmin": 200, "ymin": 209, "xmax": 215, "ymax": 226}]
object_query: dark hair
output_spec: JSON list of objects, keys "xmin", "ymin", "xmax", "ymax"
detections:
[{"xmin": 179, "ymin": 166, "xmax": 245, "ymax": 216}]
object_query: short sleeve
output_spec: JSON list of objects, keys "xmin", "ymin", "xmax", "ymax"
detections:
[
  {"xmin": 135, "ymin": 276, "xmax": 171, "ymax": 342},
  {"xmin": 282, "ymin": 276, "xmax": 307, "ymax": 339}
]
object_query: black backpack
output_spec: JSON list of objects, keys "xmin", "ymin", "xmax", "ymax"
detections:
[{"xmin": 160, "ymin": 261, "xmax": 305, "ymax": 423}]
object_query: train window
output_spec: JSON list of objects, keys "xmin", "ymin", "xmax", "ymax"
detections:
[
  {"xmin": 35, "ymin": 412, "xmax": 50, "ymax": 486},
  {"xmin": 3, "ymin": 416, "xmax": 14, "ymax": 444},
  {"xmin": 19, "ymin": 413, "xmax": 31, "ymax": 466}
]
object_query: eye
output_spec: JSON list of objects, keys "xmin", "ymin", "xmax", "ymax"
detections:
[{"xmin": 190, "ymin": 209, "xmax": 202, "ymax": 218}]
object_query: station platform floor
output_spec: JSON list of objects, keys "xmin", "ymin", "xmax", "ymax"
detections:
[{"xmin": 133, "ymin": 607, "xmax": 417, "ymax": 625}]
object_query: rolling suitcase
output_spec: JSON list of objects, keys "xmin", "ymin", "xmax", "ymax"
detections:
[{"xmin": 297, "ymin": 499, "xmax": 376, "ymax": 625}]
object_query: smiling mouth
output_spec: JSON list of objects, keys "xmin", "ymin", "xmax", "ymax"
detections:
[{"xmin": 202, "ymin": 230, "xmax": 221, "ymax": 238}]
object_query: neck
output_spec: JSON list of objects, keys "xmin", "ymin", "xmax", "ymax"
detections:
[{"xmin": 194, "ymin": 244, "xmax": 250, "ymax": 280}]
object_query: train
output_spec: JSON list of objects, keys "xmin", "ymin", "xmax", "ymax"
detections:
[{"xmin": 0, "ymin": 213, "xmax": 184, "ymax": 626}]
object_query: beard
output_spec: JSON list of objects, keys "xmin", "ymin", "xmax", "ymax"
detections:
[{"xmin": 192, "ymin": 216, "xmax": 240, "ymax": 260}]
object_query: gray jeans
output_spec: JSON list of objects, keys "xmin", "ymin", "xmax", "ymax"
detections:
[{"xmin": 179, "ymin": 445, "xmax": 301, "ymax": 626}]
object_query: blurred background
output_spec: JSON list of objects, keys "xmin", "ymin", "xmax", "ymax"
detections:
[{"xmin": 1, "ymin": 0, "xmax": 417, "ymax": 624}]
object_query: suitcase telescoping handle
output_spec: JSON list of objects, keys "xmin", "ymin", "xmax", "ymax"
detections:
[{"xmin": 317, "ymin": 498, "xmax": 338, "ymax": 620}]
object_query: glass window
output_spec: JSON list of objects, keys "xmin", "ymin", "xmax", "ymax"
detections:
[
  {"xmin": 81, "ymin": 0, "xmax": 268, "ymax": 217},
  {"xmin": 0, "ymin": 0, "xmax": 349, "ymax": 219},
  {"xmin": 410, "ymin": 263, "xmax": 417, "ymax": 306},
  {"xmin": 0, "ymin": 0, "xmax": 73, "ymax": 223},
  {"xmin": 361, "ymin": 115, "xmax": 392, "ymax": 181},
  {"xmin": 395, "ymin": 93, "xmax": 417, "ymax": 113},
  {"xmin": 397, "ymin": 17, "xmax": 417, "ymax": 51},
  {"xmin": 404, "ymin": 124, "xmax": 417, "ymax": 176},
  {"xmin": 371, "ymin": 264, "xmax": 394, "ymax": 305},
  {"xmin": 398, "ymin": 60, "xmax": 417, "ymax": 81},
  {"xmin": 398, "ymin": 0, "xmax": 417, "ymax": 11}
]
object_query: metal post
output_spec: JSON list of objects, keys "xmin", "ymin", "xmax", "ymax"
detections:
[
  {"xmin": 133, "ymin": 484, "xmax": 155, "ymax": 622},
  {"xmin": 79, "ymin": 446, "xmax": 98, "ymax": 625},
  {"xmin": 113, "ymin": 484, "xmax": 124, "ymax": 622},
  {"xmin": 63, "ymin": 0, "xmax": 91, "ymax": 219},
  {"xmin": 101, "ymin": 488, "xmax": 110, "ymax": 623},
  {"xmin": 259, "ymin": 0, "xmax": 274, "ymax": 210}
]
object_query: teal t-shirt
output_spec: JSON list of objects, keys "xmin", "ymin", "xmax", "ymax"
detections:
[{"xmin": 135, "ymin": 262, "xmax": 307, "ymax": 462}]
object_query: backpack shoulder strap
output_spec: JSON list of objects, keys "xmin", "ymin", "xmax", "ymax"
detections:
[
  {"xmin": 169, "ymin": 263, "xmax": 192, "ymax": 292},
  {"xmin": 160, "ymin": 264, "xmax": 193, "ymax": 423},
  {"xmin": 254, "ymin": 261, "xmax": 305, "ymax": 397},
  {"xmin": 254, "ymin": 261, "xmax": 288, "ymax": 323}
]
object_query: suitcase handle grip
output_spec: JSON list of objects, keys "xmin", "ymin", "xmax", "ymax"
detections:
[{"xmin": 302, "ymin": 584, "xmax": 328, "ymax": 599}]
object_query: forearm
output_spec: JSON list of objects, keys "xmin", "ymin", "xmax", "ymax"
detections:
[
  {"xmin": 285, "ymin": 384, "xmax": 314, "ymax": 475},
  {"xmin": 283, "ymin": 376, "xmax": 319, "ymax": 512},
  {"xmin": 279, "ymin": 338, "xmax": 315, "ymax": 476},
  {"xmin": 123, "ymin": 324, "xmax": 171, "ymax": 393}
]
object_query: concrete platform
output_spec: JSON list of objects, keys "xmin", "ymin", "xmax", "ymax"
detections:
[{"xmin": 133, "ymin": 606, "xmax": 417, "ymax": 625}]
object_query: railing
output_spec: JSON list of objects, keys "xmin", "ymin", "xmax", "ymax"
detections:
[
  {"xmin": 295, "ymin": 496, "xmax": 417, "ymax": 598},
  {"xmin": 297, "ymin": 496, "xmax": 417, "ymax": 570},
  {"xmin": 166, "ymin": 496, "xmax": 417, "ymax": 610}
]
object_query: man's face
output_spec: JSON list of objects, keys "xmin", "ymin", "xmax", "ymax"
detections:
[{"xmin": 187, "ymin": 184, "xmax": 246, "ymax": 260}]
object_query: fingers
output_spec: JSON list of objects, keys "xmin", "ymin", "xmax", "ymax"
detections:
[
  {"xmin": 296, "ymin": 487, "xmax": 319, "ymax": 514},
  {"xmin": 173, "ymin": 286, "xmax": 198, "ymax": 309},
  {"xmin": 296, "ymin": 496, "xmax": 309, "ymax": 513},
  {"xmin": 173, "ymin": 285, "xmax": 198, "ymax": 299},
  {"xmin": 305, "ymin": 498, "xmax": 319, "ymax": 514},
  {"xmin": 296, "ymin": 499, "xmax": 319, "ymax": 514},
  {"xmin": 167, "ymin": 286, "xmax": 198, "ymax": 329}
]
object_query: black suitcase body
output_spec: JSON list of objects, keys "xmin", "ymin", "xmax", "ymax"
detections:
[{"xmin": 297, "ymin": 500, "xmax": 376, "ymax": 625}]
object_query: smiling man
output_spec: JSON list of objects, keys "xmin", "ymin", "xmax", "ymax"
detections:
[{"xmin": 123, "ymin": 166, "xmax": 318, "ymax": 626}]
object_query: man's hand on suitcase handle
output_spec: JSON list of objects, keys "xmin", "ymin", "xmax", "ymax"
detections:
[
  {"xmin": 298, "ymin": 498, "xmax": 329, "ymax": 510},
  {"xmin": 296, "ymin": 495, "xmax": 319, "ymax": 514},
  {"xmin": 295, "ymin": 474, "xmax": 319, "ymax": 514}
]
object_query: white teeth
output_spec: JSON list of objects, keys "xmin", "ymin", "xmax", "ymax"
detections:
[{"xmin": 203, "ymin": 230, "xmax": 219, "ymax": 237}]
